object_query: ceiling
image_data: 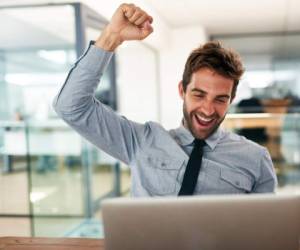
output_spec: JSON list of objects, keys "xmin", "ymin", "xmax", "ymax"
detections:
[
  {"xmin": 144, "ymin": 0, "xmax": 300, "ymax": 64},
  {"xmin": 145, "ymin": 0, "xmax": 300, "ymax": 35}
]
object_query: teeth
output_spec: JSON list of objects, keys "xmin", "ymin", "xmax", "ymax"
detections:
[{"xmin": 196, "ymin": 114, "xmax": 213, "ymax": 123}]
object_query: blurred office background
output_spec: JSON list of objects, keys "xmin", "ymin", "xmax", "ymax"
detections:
[{"xmin": 0, "ymin": 0, "xmax": 300, "ymax": 239}]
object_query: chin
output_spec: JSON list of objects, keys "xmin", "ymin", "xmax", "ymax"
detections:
[
  {"xmin": 194, "ymin": 131, "xmax": 211, "ymax": 140},
  {"xmin": 189, "ymin": 127, "xmax": 208, "ymax": 139},
  {"xmin": 193, "ymin": 124, "xmax": 220, "ymax": 139}
]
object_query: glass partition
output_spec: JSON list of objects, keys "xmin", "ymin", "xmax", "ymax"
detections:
[
  {"xmin": 28, "ymin": 121, "xmax": 86, "ymax": 237},
  {"xmin": 0, "ymin": 3, "xmax": 119, "ymax": 238},
  {"xmin": 0, "ymin": 5, "xmax": 76, "ymax": 121},
  {"xmin": 0, "ymin": 122, "xmax": 29, "ymax": 215}
]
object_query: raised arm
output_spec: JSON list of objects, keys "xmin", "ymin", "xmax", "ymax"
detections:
[{"xmin": 53, "ymin": 4, "xmax": 154, "ymax": 165}]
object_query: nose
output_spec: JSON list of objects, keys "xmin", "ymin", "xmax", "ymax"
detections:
[{"xmin": 200, "ymin": 99, "xmax": 215, "ymax": 117}]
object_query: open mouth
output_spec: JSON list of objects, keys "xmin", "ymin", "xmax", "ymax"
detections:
[{"xmin": 194, "ymin": 113, "xmax": 215, "ymax": 127}]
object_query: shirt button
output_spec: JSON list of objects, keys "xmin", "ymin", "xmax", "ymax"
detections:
[
  {"xmin": 161, "ymin": 162, "xmax": 166, "ymax": 167},
  {"xmin": 235, "ymin": 181, "xmax": 240, "ymax": 186}
]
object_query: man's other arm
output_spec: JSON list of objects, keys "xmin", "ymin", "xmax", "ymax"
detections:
[{"xmin": 252, "ymin": 149, "xmax": 278, "ymax": 193}]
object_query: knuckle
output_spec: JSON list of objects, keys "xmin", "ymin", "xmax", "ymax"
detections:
[
  {"xmin": 136, "ymin": 12, "xmax": 143, "ymax": 18},
  {"xmin": 120, "ymin": 3, "xmax": 129, "ymax": 9}
]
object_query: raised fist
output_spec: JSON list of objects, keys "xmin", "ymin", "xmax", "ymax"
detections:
[
  {"xmin": 95, "ymin": 3, "xmax": 153, "ymax": 51},
  {"xmin": 108, "ymin": 3, "xmax": 153, "ymax": 41}
]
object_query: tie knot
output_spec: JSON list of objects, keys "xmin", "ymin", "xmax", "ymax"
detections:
[{"xmin": 194, "ymin": 139, "xmax": 206, "ymax": 148}]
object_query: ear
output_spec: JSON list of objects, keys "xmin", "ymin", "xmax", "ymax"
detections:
[{"xmin": 178, "ymin": 81, "xmax": 185, "ymax": 100}]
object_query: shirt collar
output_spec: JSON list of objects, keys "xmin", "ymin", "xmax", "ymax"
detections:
[{"xmin": 174, "ymin": 121, "xmax": 223, "ymax": 150}]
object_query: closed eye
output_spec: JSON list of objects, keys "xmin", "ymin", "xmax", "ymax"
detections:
[
  {"xmin": 194, "ymin": 94, "xmax": 205, "ymax": 98},
  {"xmin": 215, "ymin": 98, "xmax": 228, "ymax": 103}
]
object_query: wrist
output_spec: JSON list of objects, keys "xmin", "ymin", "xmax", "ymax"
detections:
[{"xmin": 94, "ymin": 26, "xmax": 123, "ymax": 52}]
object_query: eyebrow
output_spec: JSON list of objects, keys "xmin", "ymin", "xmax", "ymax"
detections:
[{"xmin": 191, "ymin": 88, "xmax": 230, "ymax": 99}]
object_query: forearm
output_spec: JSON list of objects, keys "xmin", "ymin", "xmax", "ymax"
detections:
[{"xmin": 53, "ymin": 42, "xmax": 113, "ymax": 114}]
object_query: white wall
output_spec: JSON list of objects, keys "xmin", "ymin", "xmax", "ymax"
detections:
[
  {"xmin": 159, "ymin": 26, "xmax": 207, "ymax": 129},
  {"xmin": 116, "ymin": 42, "xmax": 160, "ymax": 123}
]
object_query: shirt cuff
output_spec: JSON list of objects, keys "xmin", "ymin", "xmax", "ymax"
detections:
[{"xmin": 77, "ymin": 41, "xmax": 114, "ymax": 74}]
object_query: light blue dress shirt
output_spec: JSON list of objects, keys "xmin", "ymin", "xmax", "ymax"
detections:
[{"xmin": 53, "ymin": 42, "xmax": 278, "ymax": 197}]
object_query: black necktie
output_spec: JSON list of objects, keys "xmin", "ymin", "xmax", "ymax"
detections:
[{"xmin": 178, "ymin": 139, "xmax": 205, "ymax": 196}]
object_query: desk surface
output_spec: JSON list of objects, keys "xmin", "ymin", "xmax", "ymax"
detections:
[
  {"xmin": 1, "ymin": 237, "xmax": 299, "ymax": 250},
  {"xmin": 0, "ymin": 237, "xmax": 105, "ymax": 250},
  {"xmin": 223, "ymin": 113, "xmax": 283, "ymax": 129}
]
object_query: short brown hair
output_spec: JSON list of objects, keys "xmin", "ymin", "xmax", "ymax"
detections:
[{"xmin": 182, "ymin": 41, "xmax": 245, "ymax": 99}]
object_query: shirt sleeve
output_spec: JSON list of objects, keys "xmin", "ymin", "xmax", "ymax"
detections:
[
  {"xmin": 252, "ymin": 148, "xmax": 278, "ymax": 193},
  {"xmin": 53, "ymin": 41, "xmax": 152, "ymax": 165}
]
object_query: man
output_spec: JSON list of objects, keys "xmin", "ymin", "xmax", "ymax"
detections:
[{"xmin": 53, "ymin": 3, "xmax": 277, "ymax": 196}]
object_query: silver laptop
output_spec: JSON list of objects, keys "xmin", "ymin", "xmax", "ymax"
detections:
[{"xmin": 102, "ymin": 194, "xmax": 300, "ymax": 250}]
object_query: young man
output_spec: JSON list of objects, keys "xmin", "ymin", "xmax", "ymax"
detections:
[{"xmin": 53, "ymin": 3, "xmax": 277, "ymax": 196}]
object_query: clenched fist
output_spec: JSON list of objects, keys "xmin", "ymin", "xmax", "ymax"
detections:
[{"xmin": 95, "ymin": 3, "xmax": 153, "ymax": 51}]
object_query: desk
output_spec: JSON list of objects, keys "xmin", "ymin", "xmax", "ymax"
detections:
[
  {"xmin": 1, "ymin": 237, "xmax": 299, "ymax": 250},
  {"xmin": 0, "ymin": 237, "xmax": 104, "ymax": 250},
  {"xmin": 222, "ymin": 113, "xmax": 283, "ymax": 129}
]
